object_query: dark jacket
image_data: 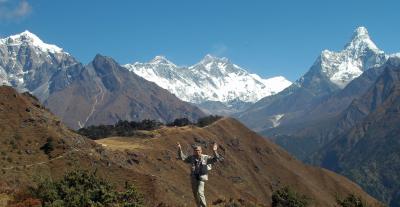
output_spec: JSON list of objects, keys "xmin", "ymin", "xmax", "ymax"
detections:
[{"xmin": 178, "ymin": 149, "xmax": 223, "ymax": 181}]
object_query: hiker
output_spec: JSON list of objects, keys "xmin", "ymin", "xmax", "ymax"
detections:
[{"xmin": 177, "ymin": 142, "xmax": 223, "ymax": 207}]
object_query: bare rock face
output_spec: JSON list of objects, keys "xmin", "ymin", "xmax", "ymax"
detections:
[
  {"xmin": 44, "ymin": 54, "xmax": 205, "ymax": 129},
  {"xmin": 0, "ymin": 31, "xmax": 205, "ymax": 129},
  {"xmin": 0, "ymin": 30, "xmax": 81, "ymax": 101}
]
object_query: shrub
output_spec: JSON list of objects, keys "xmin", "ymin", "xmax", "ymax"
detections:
[
  {"xmin": 40, "ymin": 137, "xmax": 54, "ymax": 156},
  {"xmin": 31, "ymin": 169, "xmax": 144, "ymax": 207},
  {"xmin": 118, "ymin": 182, "xmax": 145, "ymax": 207},
  {"xmin": 336, "ymin": 194, "xmax": 370, "ymax": 207},
  {"xmin": 272, "ymin": 186, "xmax": 310, "ymax": 207}
]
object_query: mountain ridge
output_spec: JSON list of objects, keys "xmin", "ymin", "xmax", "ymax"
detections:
[
  {"xmin": 124, "ymin": 54, "xmax": 292, "ymax": 105},
  {"xmin": 44, "ymin": 54, "xmax": 206, "ymax": 129},
  {"xmin": 307, "ymin": 58, "xmax": 400, "ymax": 206},
  {"xmin": 237, "ymin": 26, "xmax": 390, "ymax": 132}
]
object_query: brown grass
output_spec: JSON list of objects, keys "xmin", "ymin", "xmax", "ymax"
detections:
[
  {"xmin": 0, "ymin": 86, "xmax": 381, "ymax": 207},
  {"xmin": 95, "ymin": 137, "xmax": 149, "ymax": 151}
]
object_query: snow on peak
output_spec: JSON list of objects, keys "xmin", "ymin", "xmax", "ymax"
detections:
[
  {"xmin": 391, "ymin": 53, "xmax": 400, "ymax": 58},
  {"xmin": 200, "ymin": 54, "xmax": 229, "ymax": 64},
  {"xmin": 124, "ymin": 56, "xmax": 291, "ymax": 104},
  {"xmin": 317, "ymin": 26, "xmax": 387, "ymax": 88},
  {"xmin": 190, "ymin": 54, "xmax": 246, "ymax": 76},
  {"xmin": 149, "ymin": 55, "xmax": 176, "ymax": 66},
  {"xmin": 344, "ymin": 26, "xmax": 379, "ymax": 52},
  {"xmin": 354, "ymin": 26, "xmax": 369, "ymax": 37},
  {"xmin": 0, "ymin": 30, "xmax": 65, "ymax": 53},
  {"xmin": 388, "ymin": 53, "xmax": 400, "ymax": 66}
]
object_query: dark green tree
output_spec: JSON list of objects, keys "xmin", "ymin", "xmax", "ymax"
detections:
[
  {"xmin": 167, "ymin": 118, "xmax": 192, "ymax": 127},
  {"xmin": 77, "ymin": 119, "xmax": 163, "ymax": 139},
  {"xmin": 196, "ymin": 115, "xmax": 222, "ymax": 127}
]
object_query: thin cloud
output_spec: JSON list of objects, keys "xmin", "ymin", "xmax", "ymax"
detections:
[
  {"xmin": 211, "ymin": 43, "xmax": 228, "ymax": 57},
  {"xmin": 0, "ymin": 0, "xmax": 32, "ymax": 21}
]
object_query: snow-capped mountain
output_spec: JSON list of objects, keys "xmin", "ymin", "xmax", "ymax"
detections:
[
  {"xmin": 124, "ymin": 54, "xmax": 291, "ymax": 104},
  {"xmin": 0, "ymin": 31, "xmax": 206, "ymax": 128},
  {"xmin": 237, "ymin": 26, "xmax": 391, "ymax": 132},
  {"xmin": 299, "ymin": 26, "xmax": 387, "ymax": 89},
  {"xmin": 0, "ymin": 30, "xmax": 79, "ymax": 101}
]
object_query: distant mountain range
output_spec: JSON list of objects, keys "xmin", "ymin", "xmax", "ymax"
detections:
[
  {"xmin": 124, "ymin": 54, "xmax": 291, "ymax": 115},
  {"xmin": 0, "ymin": 31, "xmax": 205, "ymax": 129}
]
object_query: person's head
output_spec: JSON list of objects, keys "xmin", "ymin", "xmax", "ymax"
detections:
[{"xmin": 192, "ymin": 145, "xmax": 202, "ymax": 156}]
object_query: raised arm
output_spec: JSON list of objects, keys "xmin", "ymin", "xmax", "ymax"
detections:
[
  {"xmin": 207, "ymin": 143, "xmax": 224, "ymax": 164},
  {"xmin": 177, "ymin": 142, "xmax": 191, "ymax": 163}
]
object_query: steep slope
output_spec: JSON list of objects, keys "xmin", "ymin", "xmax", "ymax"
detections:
[
  {"xmin": 44, "ymin": 54, "xmax": 205, "ymax": 129},
  {"xmin": 263, "ymin": 60, "xmax": 388, "ymax": 159},
  {"xmin": 0, "ymin": 30, "xmax": 81, "ymax": 101},
  {"xmin": 95, "ymin": 118, "xmax": 380, "ymax": 206},
  {"xmin": 124, "ymin": 55, "xmax": 291, "ymax": 114},
  {"xmin": 309, "ymin": 57, "xmax": 400, "ymax": 207},
  {"xmin": 237, "ymin": 26, "xmax": 388, "ymax": 132},
  {"xmin": 0, "ymin": 86, "xmax": 157, "ymax": 205}
]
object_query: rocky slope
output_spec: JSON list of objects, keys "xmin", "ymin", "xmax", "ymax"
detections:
[
  {"xmin": 0, "ymin": 31, "xmax": 205, "ymax": 129},
  {"xmin": 237, "ymin": 27, "xmax": 388, "ymax": 132},
  {"xmin": 0, "ymin": 30, "xmax": 81, "ymax": 101},
  {"xmin": 263, "ymin": 60, "xmax": 388, "ymax": 159},
  {"xmin": 44, "ymin": 54, "xmax": 205, "ymax": 129},
  {"xmin": 308, "ymin": 57, "xmax": 400, "ymax": 207}
]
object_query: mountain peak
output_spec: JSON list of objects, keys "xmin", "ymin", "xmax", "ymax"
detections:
[
  {"xmin": 149, "ymin": 55, "xmax": 176, "ymax": 66},
  {"xmin": 0, "ymin": 30, "xmax": 65, "ymax": 53},
  {"xmin": 345, "ymin": 26, "xmax": 379, "ymax": 52},
  {"xmin": 93, "ymin": 54, "xmax": 119, "ymax": 66},
  {"xmin": 200, "ymin": 54, "xmax": 229, "ymax": 64},
  {"xmin": 15, "ymin": 30, "xmax": 39, "ymax": 40},
  {"xmin": 353, "ymin": 26, "xmax": 369, "ymax": 37}
]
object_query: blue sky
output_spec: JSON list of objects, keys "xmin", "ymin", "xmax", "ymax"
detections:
[{"xmin": 0, "ymin": 0, "xmax": 399, "ymax": 81}]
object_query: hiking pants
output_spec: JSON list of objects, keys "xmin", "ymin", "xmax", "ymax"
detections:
[{"xmin": 191, "ymin": 177, "xmax": 206, "ymax": 207}]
